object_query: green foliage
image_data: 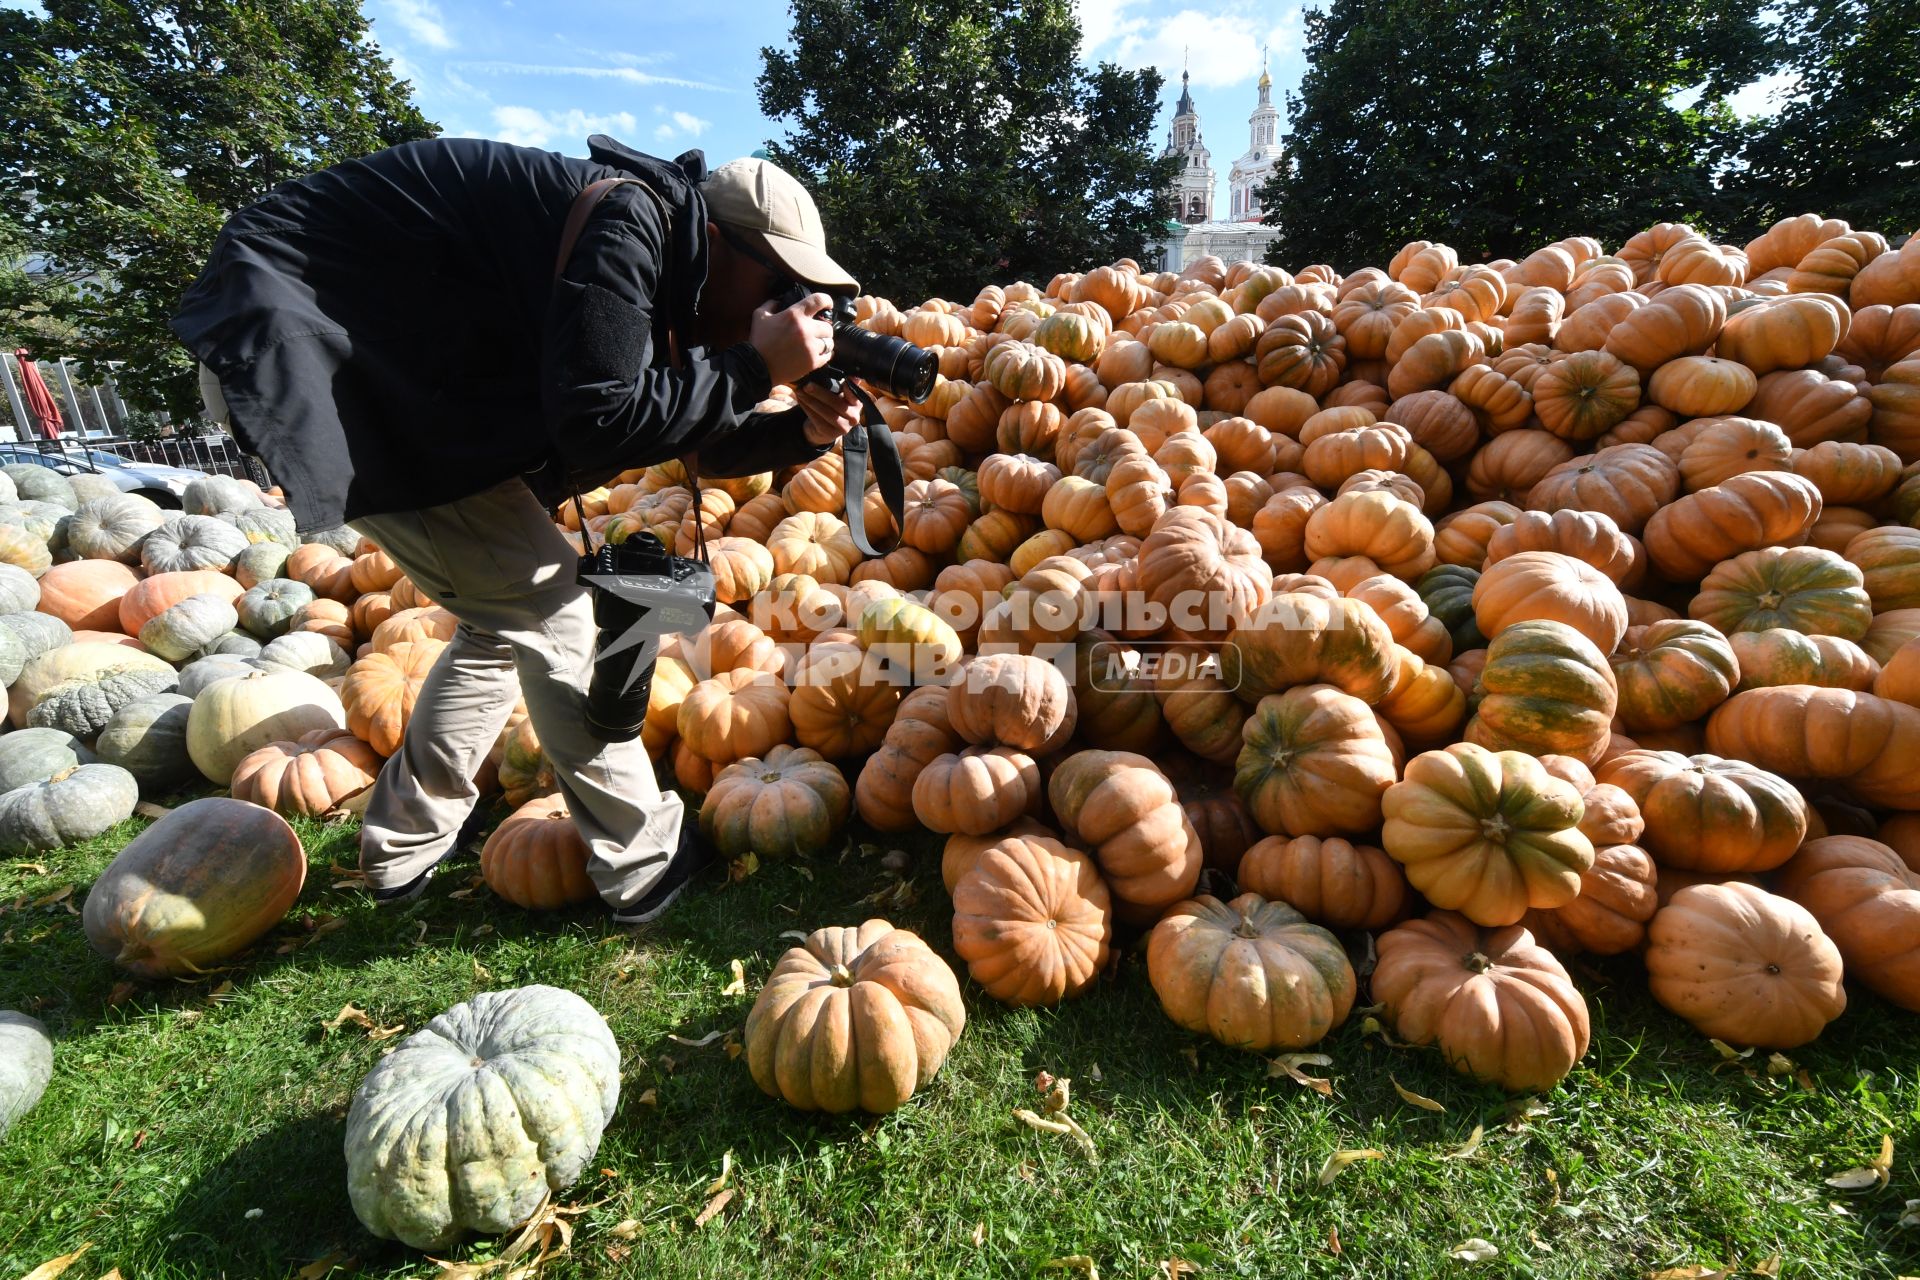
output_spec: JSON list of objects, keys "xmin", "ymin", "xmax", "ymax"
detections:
[
  {"xmin": 1258, "ymin": 0, "xmax": 1780, "ymax": 270},
  {"xmin": 1730, "ymin": 0, "xmax": 1920, "ymax": 235},
  {"xmin": 0, "ymin": 0, "xmax": 436, "ymax": 417},
  {"xmin": 758, "ymin": 0, "xmax": 1176, "ymax": 305}
]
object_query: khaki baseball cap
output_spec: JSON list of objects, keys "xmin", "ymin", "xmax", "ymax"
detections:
[{"xmin": 703, "ymin": 157, "xmax": 859, "ymax": 293}]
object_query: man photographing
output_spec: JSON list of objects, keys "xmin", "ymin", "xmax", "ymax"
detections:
[{"xmin": 173, "ymin": 134, "xmax": 864, "ymax": 923}]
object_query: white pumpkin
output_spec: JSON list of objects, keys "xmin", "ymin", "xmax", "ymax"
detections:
[
  {"xmin": 0, "ymin": 1010, "xmax": 52, "ymax": 1138},
  {"xmin": 185, "ymin": 668, "xmax": 346, "ymax": 785},
  {"xmin": 344, "ymin": 985, "xmax": 620, "ymax": 1251}
]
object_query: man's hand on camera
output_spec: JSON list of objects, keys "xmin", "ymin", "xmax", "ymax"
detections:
[
  {"xmin": 796, "ymin": 382, "xmax": 862, "ymax": 447},
  {"xmin": 751, "ymin": 291, "xmax": 835, "ymax": 387}
]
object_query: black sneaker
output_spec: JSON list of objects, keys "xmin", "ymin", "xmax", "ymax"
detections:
[
  {"xmin": 610, "ymin": 819, "xmax": 713, "ymax": 926},
  {"xmin": 367, "ymin": 808, "xmax": 492, "ymax": 906}
]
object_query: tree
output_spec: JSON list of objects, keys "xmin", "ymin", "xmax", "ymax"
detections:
[
  {"xmin": 1257, "ymin": 0, "xmax": 1779, "ymax": 270},
  {"xmin": 1729, "ymin": 0, "xmax": 1920, "ymax": 235},
  {"xmin": 758, "ymin": 0, "xmax": 1176, "ymax": 305},
  {"xmin": 0, "ymin": 1, "xmax": 435, "ymax": 416}
]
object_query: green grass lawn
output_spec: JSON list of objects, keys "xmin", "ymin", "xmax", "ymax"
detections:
[{"xmin": 1, "ymin": 803, "xmax": 1916, "ymax": 1280}]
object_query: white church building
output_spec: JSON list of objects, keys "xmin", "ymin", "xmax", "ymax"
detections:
[{"xmin": 1147, "ymin": 59, "xmax": 1284, "ymax": 272}]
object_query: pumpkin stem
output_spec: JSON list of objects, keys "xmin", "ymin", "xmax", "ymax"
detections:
[
  {"xmin": 829, "ymin": 962, "xmax": 855, "ymax": 987},
  {"xmin": 1480, "ymin": 814, "xmax": 1511, "ymax": 844},
  {"xmin": 1233, "ymin": 913, "xmax": 1261, "ymax": 939},
  {"xmin": 1463, "ymin": 951, "xmax": 1493, "ymax": 974},
  {"xmin": 50, "ymin": 766, "xmax": 77, "ymax": 784}
]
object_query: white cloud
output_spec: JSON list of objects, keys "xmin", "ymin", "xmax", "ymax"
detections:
[
  {"xmin": 453, "ymin": 61, "xmax": 730, "ymax": 92},
  {"xmin": 1078, "ymin": 0, "xmax": 1151, "ymax": 54},
  {"xmin": 653, "ymin": 109, "xmax": 713, "ymax": 143},
  {"xmin": 1108, "ymin": 4, "xmax": 1303, "ymax": 89},
  {"xmin": 491, "ymin": 105, "xmax": 640, "ymax": 149},
  {"xmin": 386, "ymin": 0, "xmax": 453, "ymax": 50}
]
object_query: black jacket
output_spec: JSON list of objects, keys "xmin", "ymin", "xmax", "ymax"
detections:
[{"xmin": 171, "ymin": 135, "xmax": 823, "ymax": 530}]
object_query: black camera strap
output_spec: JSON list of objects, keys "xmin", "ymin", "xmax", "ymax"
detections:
[{"xmin": 841, "ymin": 382, "xmax": 905, "ymax": 557}]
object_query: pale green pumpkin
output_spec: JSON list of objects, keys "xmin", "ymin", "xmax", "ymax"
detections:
[
  {"xmin": 0, "ymin": 1010, "xmax": 52, "ymax": 1138},
  {"xmin": 344, "ymin": 985, "xmax": 621, "ymax": 1251}
]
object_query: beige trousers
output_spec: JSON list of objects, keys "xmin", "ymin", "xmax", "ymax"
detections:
[{"xmin": 351, "ymin": 479, "xmax": 683, "ymax": 908}]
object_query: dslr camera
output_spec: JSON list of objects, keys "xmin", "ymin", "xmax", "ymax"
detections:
[{"xmin": 771, "ymin": 283, "xmax": 939, "ymax": 403}]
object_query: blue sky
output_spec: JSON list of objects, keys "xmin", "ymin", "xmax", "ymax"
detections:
[
  {"xmin": 364, "ymin": 0, "xmax": 1318, "ymax": 215},
  {"xmin": 368, "ymin": 0, "xmax": 1796, "ymax": 221}
]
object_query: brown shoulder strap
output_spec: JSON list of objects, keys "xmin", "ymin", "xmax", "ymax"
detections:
[{"xmin": 554, "ymin": 177, "xmax": 645, "ymax": 278}]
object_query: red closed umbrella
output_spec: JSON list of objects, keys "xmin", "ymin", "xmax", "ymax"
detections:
[{"xmin": 15, "ymin": 350, "xmax": 64, "ymax": 440}]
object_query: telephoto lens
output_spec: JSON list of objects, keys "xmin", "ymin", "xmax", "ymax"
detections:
[
  {"xmin": 583, "ymin": 591, "xmax": 656, "ymax": 744},
  {"xmin": 830, "ymin": 319, "xmax": 938, "ymax": 402}
]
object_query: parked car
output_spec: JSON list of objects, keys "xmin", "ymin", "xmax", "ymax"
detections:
[{"xmin": 0, "ymin": 445, "xmax": 206, "ymax": 507}]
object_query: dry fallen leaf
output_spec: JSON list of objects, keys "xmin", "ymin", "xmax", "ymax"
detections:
[
  {"xmin": 1448, "ymin": 1238, "xmax": 1498, "ymax": 1263},
  {"xmin": 1268, "ymin": 1053, "xmax": 1334, "ymax": 1096},
  {"xmin": 105, "ymin": 982, "xmax": 137, "ymax": 1007},
  {"xmin": 1088, "ymin": 1062, "xmax": 1102, "ymax": 1083},
  {"xmin": 1900, "ymin": 1199, "xmax": 1920, "ymax": 1228},
  {"xmin": 292, "ymin": 1250, "xmax": 352, "ymax": 1279},
  {"xmin": 30, "ymin": 885, "xmax": 72, "ymax": 908},
  {"xmin": 1644, "ymin": 1267, "xmax": 1731, "ymax": 1279},
  {"xmin": 1159, "ymin": 1259, "xmax": 1200, "ymax": 1278},
  {"xmin": 693, "ymin": 1188, "xmax": 734, "ymax": 1228},
  {"xmin": 18, "ymin": 1243, "xmax": 92, "ymax": 1280},
  {"xmin": 667, "ymin": 1029, "xmax": 730, "ymax": 1049},
  {"xmin": 607, "ymin": 1219, "xmax": 642, "ymax": 1241},
  {"xmin": 727, "ymin": 851, "xmax": 759, "ymax": 885},
  {"xmin": 721, "ymin": 959, "xmax": 747, "ymax": 997},
  {"xmin": 636, "ymin": 1088, "xmax": 658, "ymax": 1108},
  {"xmin": 1392, "ymin": 1077, "xmax": 1445, "ymax": 1112},
  {"xmin": 12, "ymin": 861, "xmax": 49, "ymax": 875},
  {"xmin": 776, "ymin": 929, "xmax": 810, "ymax": 942},
  {"xmin": 1825, "ymin": 1134, "xmax": 1894, "ymax": 1192},
  {"xmin": 1751, "ymin": 1257, "xmax": 1780, "ymax": 1277},
  {"xmin": 1180, "ymin": 1045, "xmax": 1200, "ymax": 1071},
  {"xmin": 1443, "ymin": 1124, "xmax": 1486, "ymax": 1161},
  {"xmin": 1326, "ymin": 1225, "xmax": 1341, "ymax": 1256},
  {"xmin": 1040, "ymin": 1258, "xmax": 1099, "ymax": 1279},
  {"xmin": 1316, "ymin": 1148, "xmax": 1385, "ymax": 1185},
  {"xmin": 1765, "ymin": 1052, "xmax": 1794, "ymax": 1077},
  {"xmin": 1034, "ymin": 1069, "xmax": 1056, "ymax": 1093},
  {"xmin": 703, "ymin": 1150, "xmax": 733, "ymax": 1196},
  {"xmin": 98, "ymin": 1270, "xmax": 126, "ymax": 1280}
]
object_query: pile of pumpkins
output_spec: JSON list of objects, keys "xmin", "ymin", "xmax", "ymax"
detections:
[
  {"xmin": 4, "ymin": 215, "xmax": 1920, "ymax": 1119},
  {"xmin": 562, "ymin": 214, "xmax": 1920, "ymax": 1109}
]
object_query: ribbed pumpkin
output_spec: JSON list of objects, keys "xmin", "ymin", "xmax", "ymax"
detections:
[
  {"xmin": 1730, "ymin": 629, "xmax": 1877, "ymax": 691},
  {"xmin": 1471, "ymin": 550, "xmax": 1628, "ymax": 653},
  {"xmin": 1383, "ymin": 744, "xmax": 1594, "ymax": 926},
  {"xmin": 1608, "ymin": 620, "xmax": 1739, "ymax": 731},
  {"xmin": 1704, "ymin": 685, "xmax": 1920, "ymax": 810},
  {"xmin": 745, "ymin": 919, "xmax": 965, "ymax": 1113},
  {"xmin": 117, "ymin": 569, "xmax": 245, "ymax": 636},
  {"xmin": 230, "ymin": 727, "xmax": 383, "ymax": 817},
  {"xmin": 1774, "ymin": 835, "xmax": 1919, "ymax": 1011},
  {"xmin": 1689, "ymin": 545, "xmax": 1871, "ymax": 639},
  {"xmin": 1644, "ymin": 883, "xmax": 1845, "ymax": 1048},
  {"xmin": 1146, "ymin": 893, "xmax": 1356, "ymax": 1051},
  {"xmin": 340, "ymin": 639, "xmax": 446, "ymax": 757},
  {"xmin": 82, "ymin": 798, "xmax": 305, "ymax": 977},
  {"xmin": 1236, "ymin": 833, "xmax": 1408, "ymax": 930},
  {"xmin": 699, "ymin": 745, "xmax": 849, "ymax": 859},
  {"xmin": 344, "ymin": 986, "xmax": 619, "ymax": 1251},
  {"xmin": 480, "ymin": 794, "xmax": 596, "ymax": 910},
  {"xmin": 947, "ymin": 652, "xmax": 1077, "ymax": 753},
  {"xmin": 1594, "ymin": 750, "xmax": 1808, "ymax": 873},
  {"xmin": 676, "ymin": 668, "xmax": 792, "ymax": 765},
  {"xmin": 1048, "ymin": 749, "xmax": 1203, "ymax": 925},
  {"xmin": 1220, "ymin": 593, "xmax": 1398, "ymax": 704},
  {"xmin": 950, "ymin": 834, "xmax": 1112, "ymax": 1006},
  {"xmin": 1523, "ymin": 841, "xmax": 1659, "ymax": 957},
  {"xmin": 912, "ymin": 746, "xmax": 1040, "ymax": 835},
  {"xmin": 1465, "ymin": 620, "xmax": 1618, "ymax": 766},
  {"xmin": 1373, "ymin": 912, "xmax": 1591, "ymax": 1092},
  {"xmin": 0, "ymin": 762, "xmax": 139, "ymax": 853},
  {"xmin": 1234, "ymin": 685, "xmax": 1399, "ymax": 837}
]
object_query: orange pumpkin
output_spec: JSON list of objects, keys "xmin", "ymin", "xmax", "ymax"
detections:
[
  {"xmin": 1373, "ymin": 912, "xmax": 1591, "ymax": 1092},
  {"xmin": 1608, "ymin": 620, "xmax": 1738, "ymax": 731},
  {"xmin": 1775, "ymin": 835, "xmax": 1920, "ymax": 1012},
  {"xmin": 1048, "ymin": 749, "xmax": 1202, "ymax": 925},
  {"xmin": 912, "ymin": 746, "xmax": 1040, "ymax": 835},
  {"xmin": 1525, "ymin": 444, "xmax": 1679, "ymax": 535},
  {"xmin": 479, "ymin": 794, "xmax": 595, "ymax": 910},
  {"xmin": 950, "ymin": 834, "xmax": 1112, "ymax": 1005},
  {"xmin": 1472, "ymin": 550, "xmax": 1628, "ymax": 652},
  {"xmin": 1594, "ymin": 749, "xmax": 1808, "ymax": 872},
  {"xmin": 1641, "ymin": 471, "xmax": 1823, "ymax": 581},
  {"xmin": 1645, "ymin": 883, "xmax": 1845, "ymax": 1048},
  {"xmin": 1145, "ymin": 893, "xmax": 1357, "ymax": 1051},
  {"xmin": 36, "ymin": 560, "xmax": 139, "ymax": 632},
  {"xmin": 1236, "ymin": 833, "xmax": 1408, "ymax": 930},
  {"xmin": 1234, "ymin": 685, "xmax": 1399, "ymax": 837},
  {"xmin": 339, "ymin": 639, "xmax": 446, "ymax": 757},
  {"xmin": 676, "ymin": 668, "xmax": 792, "ymax": 764},
  {"xmin": 229, "ymin": 727, "xmax": 382, "ymax": 818},
  {"xmin": 1531, "ymin": 350, "xmax": 1641, "ymax": 440}
]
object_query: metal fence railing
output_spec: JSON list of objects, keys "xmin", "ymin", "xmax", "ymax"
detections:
[{"xmin": 0, "ymin": 352, "xmax": 271, "ymax": 487}]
